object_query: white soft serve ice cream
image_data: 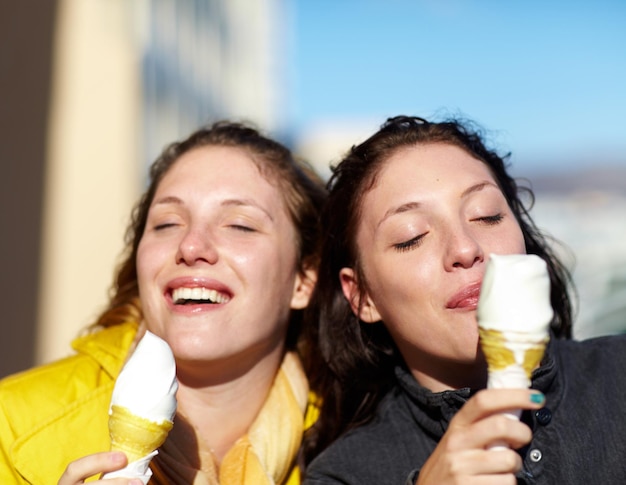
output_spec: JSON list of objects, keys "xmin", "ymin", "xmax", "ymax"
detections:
[
  {"xmin": 477, "ymin": 254, "xmax": 553, "ymax": 390},
  {"xmin": 110, "ymin": 330, "xmax": 178, "ymax": 421}
]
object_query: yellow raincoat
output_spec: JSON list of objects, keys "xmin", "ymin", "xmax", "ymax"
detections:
[
  {"xmin": 0, "ymin": 322, "xmax": 316, "ymax": 484},
  {"xmin": 0, "ymin": 323, "xmax": 137, "ymax": 484}
]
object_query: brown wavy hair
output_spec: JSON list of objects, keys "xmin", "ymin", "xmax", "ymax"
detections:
[{"xmin": 92, "ymin": 120, "xmax": 327, "ymax": 351}]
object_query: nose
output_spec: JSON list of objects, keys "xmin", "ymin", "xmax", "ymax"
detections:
[
  {"xmin": 444, "ymin": 224, "xmax": 484, "ymax": 271},
  {"xmin": 176, "ymin": 227, "xmax": 219, "ymax": 266}
]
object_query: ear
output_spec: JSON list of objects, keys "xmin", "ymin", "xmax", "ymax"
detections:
[
  {"xmin": 339, "ymin": 267, "xmax": 381, "ymax": 323},
  {"xmin": 290, "ymin": 266, "xmax": 317, "ymax": 310}
]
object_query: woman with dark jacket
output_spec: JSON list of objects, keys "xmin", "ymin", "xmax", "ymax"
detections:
[{"xmin": 302, "ymin": 115, "xmax": 626, "ymax": 484}]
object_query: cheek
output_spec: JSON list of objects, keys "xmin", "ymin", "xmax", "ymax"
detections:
[
  {"xmin": 399, "ymin": 260, "xmax": 439, "ymax": 312},
  {"xmin": 229, "ymin": 251, "xmax": 253, "ymax": 268},
  {"xmin": 499, "ymin": 220, "xmax": 527, "ymax": 253},
  {"xmin": 232, "ymin": 243, "xmax": 296, "ymax": 288},
  {"xmin": 367, "ymin": 254, "xmax": 434, "ymax": 310},
  {"xmin": 135, "ymin": 244, "xmax": 148, "ymax": 283},
  {"xmin": 136, "ymin": 240, "xmax": 163, "ymax": 289},
  {"xmin": 230, "ymin": 247, "xmax": 269, "ymax": 281}
]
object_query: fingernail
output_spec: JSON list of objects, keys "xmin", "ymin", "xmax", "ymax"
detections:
[{"xmin": 530, "ymin": 392, "xmax": 545, "ymax": 404}]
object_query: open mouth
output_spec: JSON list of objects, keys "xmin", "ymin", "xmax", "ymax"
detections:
[{"xmin": 171, "ymin": 287, "xmax": 230, "ymax": 305}]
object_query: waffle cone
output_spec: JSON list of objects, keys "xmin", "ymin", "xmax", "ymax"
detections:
[
  {"xmin": 109, "ymin": 405, "xmax": 173, "ymax": 463},
  {"xmin": 479, "ymin": 328, "xmax": 547, "ymax": 380}
]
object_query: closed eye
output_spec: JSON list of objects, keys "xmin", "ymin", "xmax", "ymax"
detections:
[
  {"xmin": 154, "ymin": 223, "xmax": 178, "ymax": 231},
  {"xmin": 475, "ymin": 214, "xmax": 504, "ymax": 225},
  {"xmin": 229, "ymin": 224, "xmax": 256, "ymax": 233},
  {"xmin": 393, "ymin": 234, "xmax": 426, "ymax": 252}
]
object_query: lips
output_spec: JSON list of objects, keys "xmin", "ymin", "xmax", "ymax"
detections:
[{"xmin": 446, "ymin": 282, "xmax": 482, "ymax": 310}]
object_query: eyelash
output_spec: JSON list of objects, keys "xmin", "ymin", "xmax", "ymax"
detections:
[
  {"xmin": 230, "ymin": 224, "xmax": 256, "ymax": 233},
  {"xmin": 476, "ymin": 213, "xmax": 504, "ymax": 225},
  {"xmin": 393, "ymin": 234, "xmax": 425, "ymax": 252},
  {"xmin": 154, "ymin": 223, "xmax": 177, "ymax": 231}
]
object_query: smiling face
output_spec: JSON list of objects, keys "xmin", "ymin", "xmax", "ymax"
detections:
[
  {"xmin": 136, "ymin": 145, "xmax": 312, "ymax": 380},
  {"xmin": 340, "ymin": 143, "xmax": 526, "ymax": 391}
]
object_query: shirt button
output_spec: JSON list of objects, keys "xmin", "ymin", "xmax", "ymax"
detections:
[
  {"xmin": 535, "ymin": 407, "xmax": 552, "ymax": 425},
  {"xmin": 529, "ymin": 449, "xmax": 543, "ymax": 462}
]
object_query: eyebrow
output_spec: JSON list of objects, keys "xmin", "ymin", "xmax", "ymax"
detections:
[
  {"xmin": 376, "ymin": 180, "xmax": 499, "ymax": 229},
  {"xmin": 377, "ymin": 201, "xmax": 421, "ymax": 229},
  {"xmin": 152, "ymin": 195, "xmax": 183, "ymax": 206},
  {"xmin": 152, "ymin": 196, "xmax": 275, "ymax": 221},
  {"xmin": 460, "ymin": 181, "xmax": 499, "ymax": 198},
  {"xmin": 222, "ymin": 198, "xmax": 275, "ymax": 221}
]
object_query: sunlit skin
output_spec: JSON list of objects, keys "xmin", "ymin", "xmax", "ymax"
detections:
[
  {"xmin": 340, "ymin": 143, "xmax": 526, "ymax": 392},
  {"xmin": 137, "ymin": 145, "xmax": 312, "ymax": 389}
]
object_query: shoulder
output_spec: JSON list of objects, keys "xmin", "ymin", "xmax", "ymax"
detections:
[
  {"xmin": 553, "ymin": 333, "xmax": 626, "ymax": 364},
  {"xmin": 551, "ymin": 334, "xmax": 626, "ymax": 392},
  {"xmin": 0, "ymin": 352, "xmax": 112, "ymax": 446},
  {"xmin": 0, "ymin": 352, "xmax": 98, "ymax": 403},
  {"xmin": 0, "ymin": 323, "xmax": 136, "ymax": 426}
]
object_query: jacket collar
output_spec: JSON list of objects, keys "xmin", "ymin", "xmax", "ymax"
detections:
[
  {"xmin": 71, "ymin": 322, "xmax": 140, "ymax": 378},
  {"xmin": 394, "ymin": 337, "xmax": 562, "ymax": 441}
]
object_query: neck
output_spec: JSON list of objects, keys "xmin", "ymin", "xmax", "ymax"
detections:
[{"xmin": 174, "ymin": 349, "xmax": 285, "ymax": 462}]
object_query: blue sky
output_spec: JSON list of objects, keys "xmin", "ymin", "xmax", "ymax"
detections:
[{"xmin": 288, "ymin": 0, "xmax": 626, "ymax": 174}]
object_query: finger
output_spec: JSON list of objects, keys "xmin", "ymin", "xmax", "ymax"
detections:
[
  {"xmin": 450, "ymin": 448, "xmax": 523, "ymax": 476},
  {"xmin": 448, "ymin": 413, "xmax": 533, "ymax": 451},
  {"xmin": 58, "ymin": 451, "xmax": 127, "ymax": 485},
  {"xmin": 417, "ymin": 446, "xmax": 521, "ymax": 485},
  {"xmin": 450, "ymin": 389, "xmax": 544, "ymax": 427},
  {"xmin": 461, "ymin": 474, "xmax": 518, "ymax": 485}
]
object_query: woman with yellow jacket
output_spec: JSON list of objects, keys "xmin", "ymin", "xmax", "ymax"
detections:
[{"xmin": 0, "ymin": 121, "xmax": 326, "ymax": 485}]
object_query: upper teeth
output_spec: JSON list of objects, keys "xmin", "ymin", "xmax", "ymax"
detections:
[{"xmin": 172, "ymin": 287, "xmax": 229, "ymax": 304}]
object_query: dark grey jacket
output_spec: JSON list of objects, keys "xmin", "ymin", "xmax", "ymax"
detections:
[{"xmin": 304, "ymin": 334, "xmax": 626, "ymax": 484}]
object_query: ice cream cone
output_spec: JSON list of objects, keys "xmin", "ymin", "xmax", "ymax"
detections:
[
  {"xmin": 476, "ymin": 254, "xmax": 553, "ymax": 430},
  {"xmin": 109, "ymin": 404, "xmax": 173, "ymax": 463},
  {"xmin": 103, "ymin": 331, "xmax": 177, "ymax": 481}
]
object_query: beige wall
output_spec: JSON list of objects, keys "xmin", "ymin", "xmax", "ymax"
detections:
[{"xmin": 36, "ymin": 0, "xmax": 142, "ymax": 365}]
